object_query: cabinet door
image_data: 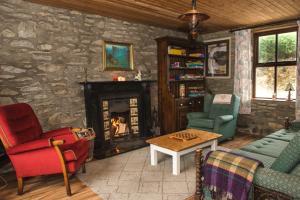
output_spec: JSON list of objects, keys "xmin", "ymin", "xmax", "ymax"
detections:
[{"xmin": 193, "ymin": 97, "xmax": 204, "ymax": 112}]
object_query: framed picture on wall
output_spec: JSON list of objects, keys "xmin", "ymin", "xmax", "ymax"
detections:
[
  {"xmin": 205, "ymin": 38, "xmax": 231, "ymax": 78},
  {"xmin": 103, "ymin": 41, "xmax": 134, "ymax": 71}
]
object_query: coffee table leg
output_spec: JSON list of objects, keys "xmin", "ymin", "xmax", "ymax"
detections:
[
  {"xmin": 150, "ymin": 145, "xmax": 158, "ymax": 166},
  {"xmin": 172, "ymin": 152, "xmax": 180, "ymax": 175},
  {"xmin": 211, "ymin": 139, "xmax": 218, "ymax": 151}
]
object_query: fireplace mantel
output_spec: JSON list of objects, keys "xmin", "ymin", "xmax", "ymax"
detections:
[{"xmin": 79, "ymin": 80, "xmax": 156, "ymax": 85}]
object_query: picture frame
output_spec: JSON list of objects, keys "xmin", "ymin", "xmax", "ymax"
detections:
[
  {"xmin": 205, "ymin": 38, "xmax": 231, "ymax": 78},
  {"xmin": 103, "ymin": 41, "xmax": 134, "ymax": 71}
]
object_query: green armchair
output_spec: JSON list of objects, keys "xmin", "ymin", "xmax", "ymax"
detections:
[{"xmin": 187, "ymin": 94, "xmax": 240, "ymax": 141}]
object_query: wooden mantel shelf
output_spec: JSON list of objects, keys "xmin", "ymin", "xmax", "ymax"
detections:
[{"xmin": 79, "ymin": 80, "xmax": 156, "ymax": 84}]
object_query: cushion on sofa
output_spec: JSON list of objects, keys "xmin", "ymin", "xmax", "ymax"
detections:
[
  {"xmin": 271, "ymin": 134, "xmax": 300, "ymax": 173},
  {"xmin": 188, "ymin": 118, "xmax": 215, "ymax": 129},
  {"xmin": 265, "ymin": 129, "xmax": 295, "ymax": 142},
  {"xmin": 232, "ymin": 149, "xmax": 276, "ymax": 168},
  {"xmin": 290, "ymin": 164, "xmax": 300, "ymax": 177},
  {"xmin": 240, "ymin": 138, "xmax": 289, "ymax": 158}
]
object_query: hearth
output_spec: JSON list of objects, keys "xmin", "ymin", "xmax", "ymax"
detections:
[{"xmin": 81, "ymin": 81, "xmax": 154, "ymax": 159}]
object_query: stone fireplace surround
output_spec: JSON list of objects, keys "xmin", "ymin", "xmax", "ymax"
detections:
[{"xmin": 81, "ymin": 81, "xmax": 154, "ymax": 159}]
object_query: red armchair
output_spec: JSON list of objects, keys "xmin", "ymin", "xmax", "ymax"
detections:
[{"xmin": 0, "ymin": 103, "xmax": 89, "ymax": 196}]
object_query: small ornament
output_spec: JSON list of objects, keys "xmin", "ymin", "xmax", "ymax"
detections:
[{"xmin": 135, "ymin": 70, "xmax": 142, "ymax": 81}]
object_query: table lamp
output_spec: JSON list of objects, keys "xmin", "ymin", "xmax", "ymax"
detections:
[{"xmin": 285, "ymin": 83, "xmax": 295, "ymax": 101}]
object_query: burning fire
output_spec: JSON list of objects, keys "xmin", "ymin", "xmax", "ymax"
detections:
[{"xmin": 111, "ymin": 117, "xmax": 127, "ymax": 136}]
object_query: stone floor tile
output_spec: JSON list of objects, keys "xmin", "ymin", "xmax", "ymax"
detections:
[
  {"xmin": 109, "ymin": 193, "xmax": 129, "ymax": 200},
  {"xmin": 141, "ymin": 171, "xmax": 163, "ymax": 182},
  {"xmin": 138, "ymin": 181, "xmax": 162, "ymax": 193},
  {"xmin": 117, "ymin": 181, "xmax": 140, "ymax": 193},
  {"xmin": 129, "ymin": 193, "xmax": 163, "ymax": 200},
  {"xmin": 119, "ymin": 171, "xmax": 142, "ymax": 181},
  {"xmin": 162, "ymin": 181, "xmax": 189, "ymax": 194}
]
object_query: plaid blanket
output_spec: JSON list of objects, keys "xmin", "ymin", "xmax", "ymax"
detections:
[{"xmin": 203, "ymin": 150, "xmax": 263, "ymax": 200}]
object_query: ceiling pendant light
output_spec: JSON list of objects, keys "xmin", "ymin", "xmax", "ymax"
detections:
[{"xmin": 178, "ymin": 0, "xmax": 209, "ymax": 40}]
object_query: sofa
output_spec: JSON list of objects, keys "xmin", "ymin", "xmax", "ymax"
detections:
[
  {"xmin": 232, "ymin": 124, "xmax": 300, "ymax": 199},
  {"xmin": 187, "ymin": 94, "xmax": 240, "ymax": 142},
  {"xmin": 193, "ymin": 121, "xmax": 300, "ymax": 199}
]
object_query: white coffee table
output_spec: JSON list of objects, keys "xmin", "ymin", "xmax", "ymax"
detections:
[{"xmin": 146, "ymin": 129, "xmax": 221, "ymax": 175}]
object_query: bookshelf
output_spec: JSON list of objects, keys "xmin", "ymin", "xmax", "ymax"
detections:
[{"xmin": 156, "ymin": 37, "xmax": 206, "ymax": 134}]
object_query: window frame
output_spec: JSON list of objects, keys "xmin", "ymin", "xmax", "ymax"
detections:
[{"xmin": 253, "ymin": 27, "xmax": 298, "ymax": 100}]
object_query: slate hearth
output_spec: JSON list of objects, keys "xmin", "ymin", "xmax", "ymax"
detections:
[{"xmin": 81, "ymin": 81, "xmax": 154, "ymax": 159}]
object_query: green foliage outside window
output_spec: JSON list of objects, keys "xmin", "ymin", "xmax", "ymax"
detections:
[{"xmin": 255, "ymin": 31, "xmax": 297, "ymax": 99}]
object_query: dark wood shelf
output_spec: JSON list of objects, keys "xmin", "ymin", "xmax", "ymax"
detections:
[
  {"xmin": 169, "ymin": 79, "xmax": 204, "ymax": 82},
  {"xmin": 170, "ymin": 67, "xmax": 204, "ymax": 70},
  {"xmin": 168, "ymin": 54, "xmax": 205, "ymax": 60}
]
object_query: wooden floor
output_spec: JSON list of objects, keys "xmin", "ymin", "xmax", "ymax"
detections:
[{"xmin": 0, "ymin": 133, "xmax": 256, "ymax": 200}]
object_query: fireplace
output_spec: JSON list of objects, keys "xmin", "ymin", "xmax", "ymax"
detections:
[{"xmin": 81, "ymin": 81, "xmax": 154, "ymax": 159}]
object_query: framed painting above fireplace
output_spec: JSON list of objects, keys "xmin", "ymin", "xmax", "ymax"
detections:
[{"xmin": 103, "ymin": 41, "xmax": 134, "ymax": 71}]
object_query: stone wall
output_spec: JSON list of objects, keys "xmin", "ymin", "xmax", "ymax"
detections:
[
  {"xmin": 238, "ymin": 100, "xmax": 295, "ymax": 136},
  {"xmin": 199, "ymin": 31, "xmax": 235, "ymax": 94},
  {"xmin": 0, "ymin": 0, "xmax": 184, "ymax": 131}
]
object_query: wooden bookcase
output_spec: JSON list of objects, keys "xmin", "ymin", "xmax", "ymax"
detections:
[{"xmin": 156, "ymin": 37, "xmax": 206, "ymax": 134}]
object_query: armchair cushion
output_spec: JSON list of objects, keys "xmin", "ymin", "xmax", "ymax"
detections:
[
  {"xmin": 209, "ymin": 103, "xmax": 233, "ymax": 119},
  {"xmin": 189, "ymin": 118, "xmax": 214, "ymax": 129},
  {"xmin": 6, "ymin": 138, "xmax": 52, "ymax": 155},
  {"xmin": 271, "ymin": 133, "xmax": 300, "ymax": 173},
  {"xmin": 187, "ymin": 112, "xmax": 208, "ymax": 120},
  {"xmin": 61, "ymin": 139, "xmax": 89, "ymax": 162}
]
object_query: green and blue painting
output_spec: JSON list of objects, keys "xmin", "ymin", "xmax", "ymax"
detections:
[{"xmin": 105, "ymin": 44, "xmax": 131, "ymax": 69}]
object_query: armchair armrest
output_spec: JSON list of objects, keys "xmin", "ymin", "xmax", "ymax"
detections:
[
  {"xmin": 6, "ymin": 138, "xmax": 53, "ymax": 155},
  {"xmin": 42, "ymin": 127, "xmax": 72, "ymax": 138},
  {"xmin": 187, "ymin": 112, "xmax": 208, "ymax": 120},
  {"xmin": 215, "ymin": 115, "xmax": 234, "ymax": 125},
  {"xmin": 6, "ymin": 139, "xmax": 66, "ymax": 155},
  {"xmin": 254, "ymin": 168, "xmax": 300, "ymax": 199}
]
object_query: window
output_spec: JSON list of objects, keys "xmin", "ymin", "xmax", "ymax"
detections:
[{"xmin": 254, "ymin": 28, "xmax": 298, "ymax": 99}]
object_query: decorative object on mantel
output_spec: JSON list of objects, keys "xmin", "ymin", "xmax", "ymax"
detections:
[
  {"xmin": 134, "ymin": 70, "xmax": 142, "ymax": 80},
  {"xmin": 72, "ymin": 128, "xmax": 96, "ymax": 161},
  {"xmin": 285, "ymin": 82, "xmax": 295, "ymax": 101},
  {"xmin": 178, "ymin": 0, "xmax": 209, "ymax": 40},
  {"xmin": 117, "ymin": 76, "xmax": 126, "ymax": 81},
  {"xmin": 205, "ymin": 38, "xmax": 231, "ymax": 78},
  {"xmin": 103, "ymin": 41, "xmax": 134, "ymax": 71}
]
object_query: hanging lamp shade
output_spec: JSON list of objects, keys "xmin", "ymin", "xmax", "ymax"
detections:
[{"xmin": 178, "ymin": 0, "xmax": 209, "ymax": 39}]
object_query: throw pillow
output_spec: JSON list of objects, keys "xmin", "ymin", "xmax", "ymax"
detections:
[{"xmin": 271, "ymin": 133, "xmax": 300, "ymax": 173}]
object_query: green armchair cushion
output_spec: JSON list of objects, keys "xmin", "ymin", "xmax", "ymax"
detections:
[
  {"xmin": 271, "ymin": 133, "xmax": 300, "ymax": 173},
  {"xmin": 187, "ymin": 112, "xmax": 209, "ymax": 120},
  {"xmin": 189, "ymin": 118, "xmax": 215, "ymax": 129},
  {"xmin": 208, "ymin": 103, "xmax": 233, "ymax": 119}
]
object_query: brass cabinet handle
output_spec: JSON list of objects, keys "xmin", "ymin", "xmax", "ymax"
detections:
[{"xmin": 180, "ymin": 103, "xmax": 183, "ymax": 106}]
